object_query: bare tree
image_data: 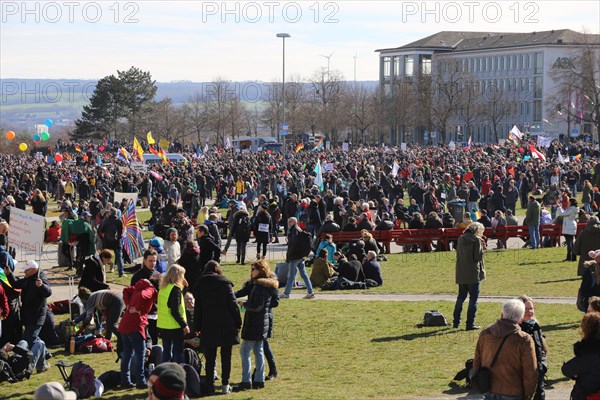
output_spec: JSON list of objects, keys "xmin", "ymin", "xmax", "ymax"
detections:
[
  {"xmin": 183, "ymin": 92, "xmax": 208, "ymax": 144},
  {"xmin": 456, "ymin": 78, "xmax": 484, "ymax": 141},
  {"xmin": 225, "ymin": 94, "xmax": 247, "ymax": 140},
  {"xmin": 344, "ymin": 83, "xmax": 375, "ymax": 143},
  {"xmin": 310, "ymin": 67, "xmax": 346, "ymax": 144},
  {"xmin": 548, "ymin": 35, "xmax": 600, "ymax": 143},
  {"xmin": 430, "ymin": 59, "xmax": 463, "ymax": 143},
  {"xmin": 205, "ymin": 78, "xmax": 233, "ymax": 146}
]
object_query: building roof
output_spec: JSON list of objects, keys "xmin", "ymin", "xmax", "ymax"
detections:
[{"xmin": 376, "ymin": 29, "xmax": 600, "ymax": 53}]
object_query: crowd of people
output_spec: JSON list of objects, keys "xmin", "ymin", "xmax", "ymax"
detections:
[{"xmin": 0, "ymin": 139, "xmax": 599, "ymax": 399}]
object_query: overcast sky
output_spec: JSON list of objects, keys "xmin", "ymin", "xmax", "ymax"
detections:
[{"xmin": 1, "ymin": 0, "xmax": 599, "ymax": 82}]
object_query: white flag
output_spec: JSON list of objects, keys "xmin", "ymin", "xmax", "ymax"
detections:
[
  {"xmin": 204, "ymin": 143, "xmax": 209, "ymax": 153},
  {"xmin": 391, "ymin": 161, "xmax": 400, "ymax": 178},
  {"xmin": 510, "ymin": 125, "xmax": 523, "ymax": 139},
  {"xmin": 225, "ymin": 137, "xmax": 232, "ymax": 149},
  {"xmin": 557, "ymin": 151, "xmax": 569, "ymax": 164},
  {"xmin": 314, "ymin": 159, "xmax": 324, "ymax": 191}
]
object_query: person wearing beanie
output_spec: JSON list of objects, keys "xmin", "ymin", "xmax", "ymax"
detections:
[
  {"xmin": 151, "ymin": 369, "xmax": 186, "ymax": 400},
  {"xmin": 147, "ymin": 362, "xmax": 186, "ymax": 399},
  {"xmin": 149, "ymin": 237, "xmax": 168, "ymax": 274},
  {"xmin": 34, "ymin": 381, "xmax": 77, "ymax": 400}
]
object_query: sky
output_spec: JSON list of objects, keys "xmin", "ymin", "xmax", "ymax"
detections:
[{"xmin": 1, "ymin": 0, "xmax": 599, "ymax": 83}]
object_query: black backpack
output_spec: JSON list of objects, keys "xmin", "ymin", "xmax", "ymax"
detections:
[
  {"xmin": 237, "ymin": 216, "xmax": 251, "ymax": 236},
  {"xmin": 423, "ymin": 310, "xmax": 448, "ymax": 326},
  {"xmin": 183, "ymin": 348, "xmax": 203, "ymax": 375},
  {"xmin": 296, "ymin": 230, "xmax": 313, "ymax": 258}
]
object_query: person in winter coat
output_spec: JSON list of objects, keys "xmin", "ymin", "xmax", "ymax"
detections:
[
  {"xmin": 193, "ymin": 261, "xmax": 242, "ymax": 395},
  {"xmin": 562, "ymin": 312, "xmax": 600, "ymax": 400},
  {"xmin": 315, "ymin": 234, "xmax": 337, "ymax": 264},
  {"xmin": 197, "ymin": 225, "xmax": 221, "ymax": 269},
  {"xmin": 176, "ymin": 240, "xmax": 201, "ymax": 290},
  {"xmin": 118, "ymin": 278, "xmax": 157, "ymax": 389},
  {"xmin": 163, "ymin": 228, "xmax": 181, "ymax": 269},
  {"xmin": 310, "ymin": 248, "xmax": 336, "ymax": 288},
  {"xmin": 231, "ymin": 207, "xmax": 252, "ymax": 265},
  {"xmin": 233, "ymin": 259, "xmax": 278, "ymax": 392},
  {"xmin": 472, "ymin": 299, "xmax": 537, "ymax": 400},
  {"xmin": 0, "ymin": 282, "xmax": 8, "ymax": 343},
  {"xmin": 578, "ymin": 250, "xmax": 600, "ymax": 312},
  {"xmin": 574, "ymin": 216, "xmax": 600, "ymax": 276},
  {"xmin": 518, "ymin": 296, "xmax": 548, "ymax": 400},
  {"xmin": 6, "ymin": 261, "xmax": 51, "ymax": 348},
  {"xmin": 524, "ymin": 196, "xmax": 542, "ymax": 249},
  {"xmin": 98, "ymin": 208, "xmax": 125, "ymax": 276},
  {"xmin": 453, "ymin": 222, "xmax": 486, "ymax": 330},
  {"xmin": 131, "ymin": 249, "xmax": 161, "ymax": 345},
  {"xmin": 44, "ymin": 221, "xmax": 61, "ymax": 243},
  {"xmin": 253, "ymin": 204, "xmax": 272, "ymax": 260},
  {"xmin": 157, "ymin": 264, "xmax": 190, "ymax": 364},
  {"xmin": 557, "ymin": 198, "xmax": 579, "ymax": 262},
  {"xmin": 78, "ymin": 249, "xmax": 111, "ymax": 293}
]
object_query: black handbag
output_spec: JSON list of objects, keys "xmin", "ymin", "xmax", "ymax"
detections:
[{"xmin": 471, "ymin": 334, "xmax": 510, "ymax": 393}]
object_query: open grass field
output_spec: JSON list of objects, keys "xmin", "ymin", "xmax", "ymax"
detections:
[{"xmin": 0, "ymin": 300, "xmax": 580, "ymax": 400}]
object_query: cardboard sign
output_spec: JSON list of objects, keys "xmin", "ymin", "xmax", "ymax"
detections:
[{"xmin": 8, "ymin": 208, "xmax": 45, "ymax": 255}]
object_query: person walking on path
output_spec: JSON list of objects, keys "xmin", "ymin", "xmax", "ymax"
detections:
[
  {"xmin": 281, "ymin": 218, "xmax": 314, "ymax": 299},
  {"xmin": 453, "ymin": 222, "xmax": 486, "ymax": 331}
]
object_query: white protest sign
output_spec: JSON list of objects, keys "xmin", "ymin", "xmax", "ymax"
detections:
[
  {"xmin": 8, "ymin": 208, "xmax": 46, "ymax": 256},
  {"xmin": 342, "ymin": 142, "xmax": 349, "ymax": 152},
  {"xmin": 400, "ymin": 143, "xmax": 407, "ymax": 152},
  {"xmin": 324, "ymin": 163, "xmax": 334, "ymax": 171},
  {"xmin": 130, "ymin": 161, "xmax": 147, "ymax": 173},
  {"xmin": 113, "ymin": 191, "xmax": 139, "ymax": 205}
]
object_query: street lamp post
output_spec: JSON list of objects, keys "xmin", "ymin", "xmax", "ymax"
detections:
[{"xmin": 276, "ymin": 33, "xmax": 290, "ymax": 154}]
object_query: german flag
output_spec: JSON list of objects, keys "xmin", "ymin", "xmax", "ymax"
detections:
[
  {"xmin": 294, "ymin": 142, "xmax": 304, "ymax": 153},
  {"xmin": 148, "ymin": 145, "xmax": 159, "ymax": 157},
  {"xmin": 74, "ymin": 145, "xmax": 81, "ymax": 152}
]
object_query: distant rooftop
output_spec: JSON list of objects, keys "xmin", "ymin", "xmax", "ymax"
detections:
[{"xmin": 376, "ymin": 29, "xmax": 600, "ymax": 53}]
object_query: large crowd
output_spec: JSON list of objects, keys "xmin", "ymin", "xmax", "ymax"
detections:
[{"xmin": 0, "ymin": 138, "xmax": 600, "ymax": 400}]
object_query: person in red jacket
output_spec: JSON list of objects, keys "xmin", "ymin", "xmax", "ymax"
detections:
[
  {"xmin": 0, "ymin": 282, "xmax": 9, "ymax": 340},
  {"xmin": 44, "ymin": 221, "xmax": 61, "ymax": 243},
  {"xmin": 118, "ymin": 278, "xmax": 158, "ymax": 389}
]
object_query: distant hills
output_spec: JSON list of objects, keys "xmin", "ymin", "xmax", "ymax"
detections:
[{"xmin": 0, "ymin": 79, "xmax": 379, "ymax": 132}]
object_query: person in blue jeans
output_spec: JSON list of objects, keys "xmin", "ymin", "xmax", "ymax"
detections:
[
  {"xmin": 524, "ymin": 196, "xmax": 541, "ymax": 249},
  {"xmin": 281, "ymin": 218, "xmax": 315, "ymax": 299},
  {"xmin": 233, "ymin": 259, "xmax": 278, "ymax": 392},
  {"xmin": 452, "ymin": 222, "xmax": 486, "ymax": 331}
]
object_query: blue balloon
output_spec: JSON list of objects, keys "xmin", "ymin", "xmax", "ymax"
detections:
[
  {"xmin": 45, "ymin": 119, "xmax": 54, "ymax": 127},
  {"xmin": 33, "ymin": 134, "xmax": 41, "ymax": 142}
]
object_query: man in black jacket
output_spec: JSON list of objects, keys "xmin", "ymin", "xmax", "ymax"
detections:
[
  {"xmin": 6, "ymin": 261, "xmax": 51, "ymax": 348},
  {"xmin": 281, "ymin": 218, "xmax": 315, "ymax": 299},
  {"xmin": 98, "ymin": 207, "xmax": 125, "ymax": 277}
]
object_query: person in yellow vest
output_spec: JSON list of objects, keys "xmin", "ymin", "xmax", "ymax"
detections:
[{"xmin": 157, "ymin": 264, "xmax": 190, "ymax": 363}]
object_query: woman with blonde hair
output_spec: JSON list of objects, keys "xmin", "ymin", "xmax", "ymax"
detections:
[
  {"xmin": 157, "ymin": 264, "xmax": 190, "ymax": 363},
  {"xmin": 197, "ymin": 206, "xmax": 210, "ymax": 226},
  {"xmin": 30, "ymin": 189, "xmax": 47, "ymax": 216}
]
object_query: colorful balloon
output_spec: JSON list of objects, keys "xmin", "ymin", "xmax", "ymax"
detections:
[
  {"xmin": 33, "ymin": 139, "xmax": 41, "ymax": 145},
  {"xmin": 33, "ymin": 134, "xmax": 41, "ymax": 142},
  {"xmin": 41, "ymin": 132, "xmax": 50, "ymax": 141},
  {"xmin": 266, "ymin": 150, "xmax": 272, "ymax": 155},
  {"xmin": 54, "ymin": 153, "xmax": 63, "ymax": 162},
  {"xmin": 99, "ymin": 145, "xmax": 105, "ymax": 151},
  {"xmin": 5, "ymin": 131, "xmax": 15, "ymax": 140},
  {"xmin": 19, "ymin": 143, "xmax": 28, "ymax": 151},
  {"xmin": 45, "ymin": 119, "xmax": 53, "ymax": 127}
]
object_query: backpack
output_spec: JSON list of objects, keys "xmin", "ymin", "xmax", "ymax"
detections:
[
  {"xmin": 296, "ymin": 230, "xmax": 313, "ymax": 258},
  {"xmin": 180, "ymin": 363, "xmax": 211, "ymax": 398},
  {"xmin": 183, "ymin": 348, "xmax": 203, "ymax": 374},
  {"xmin": 237, "ymin": 216, "xmax": 251, "ymax": 236},
  {"xmin": 70, "ymin": 361, "xmax": 96, "ymax": 398},
  {"xmin": 423, "ymin": 310, "xmax": 449, "ymax": 326}
]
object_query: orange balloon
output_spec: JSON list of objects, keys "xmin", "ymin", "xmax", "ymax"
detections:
[{"xmin": 5, "ymin": 131, "xmax": 15, "ymax": 140}]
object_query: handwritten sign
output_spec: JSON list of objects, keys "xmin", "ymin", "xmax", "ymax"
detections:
[
  {"xmin": 113, "ymin": 191, "xmax": 139, "ymax": 206},
  {"xmin": 8, "ymin": 208, "xmax": 45, "ymax": 255}
]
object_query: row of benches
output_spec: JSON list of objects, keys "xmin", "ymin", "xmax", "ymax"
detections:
[{"xmin": 323, "ymin": 223, "xmax": 588, "ymax": 254}]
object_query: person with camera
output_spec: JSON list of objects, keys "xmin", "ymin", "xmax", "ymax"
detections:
[{"xmin": 471, "ymin": 299, "xmax": 538, "ymax": 400}]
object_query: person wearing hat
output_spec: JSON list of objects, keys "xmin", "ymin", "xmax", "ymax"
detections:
[
  {"xmin": 34, "ymin": 381, "xmax": 77, "ymax": 400},
  {"xmin": 5, "ymin": 260, "xmax": 51, "ymax": 348},
  {"xmin": 149, "ymin": 366, "xmax": 187, "ymax": 400},
  {"xmin": 148, "ymin": 237, "xmax": 168, "ymax": 274}
]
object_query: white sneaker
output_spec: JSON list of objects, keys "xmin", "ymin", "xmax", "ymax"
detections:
[
  {"xmin": 222, "ymin": 384, "xmax": 232, "ymax": 394},
  {"xmin": 303, "ymin": 293, "xmax": 315, "ymax": 299}
]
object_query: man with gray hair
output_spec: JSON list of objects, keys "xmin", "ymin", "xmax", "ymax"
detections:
[{"xmin": 472, "ymin": 299, "xmax": 538, "ymax": 400}]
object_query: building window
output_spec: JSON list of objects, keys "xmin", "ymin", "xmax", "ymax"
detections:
[
  {"xmin": 500, "ymin": 57, "xmax": 504, "ymax": 71},
  {"xmin": 507, "ymin": 56, "xmax": 512, "ymax": 70},
  {"xmin": 420, "ymin": 55, "xmax": 432, "ymax": 75},
  {"xmin": 533, "ymin": 100, "xmax": 542, "ymax": 121},
  {"xmin": 534, "ymin": 77, "xmax": 542, "ymax": 98},
  {"xmin": 383, "ymin": 57, "xmax": 391, "ymax": 79},
  {"xmin": 519, "ymin": 55, "xmax": 524, "ymax": 70},
  {"xmin": 525, "ymin": 54, "xmax": 531, "ymax": 70},
  {"xmin": 469, "ymin": 58, "xmax": 474, "ymax": 72},
  {"xmin": 394, "ymin": 57, "xmax": 402, "ymax": 77},
  {"xmin": 534, "ymin": 52, "xmax": 543, "ymax": 74},
  {"xmin": 404, "ymin": 55, "xmax": 414, "ymax": 78}
]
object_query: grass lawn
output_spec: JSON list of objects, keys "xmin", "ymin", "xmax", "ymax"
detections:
[{"xmin": 0, "ymin": 301, "xmax": 579, "ymax": 400}]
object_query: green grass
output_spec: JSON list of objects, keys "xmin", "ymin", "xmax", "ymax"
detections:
[{"xmin": 0, "ymin": 301, "xmax": 578, "ymax": 400}]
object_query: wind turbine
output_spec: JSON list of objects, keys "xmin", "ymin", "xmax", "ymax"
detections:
[{"xmin": 321, "ymin": 51, "xmax": 335, "ymax": 75}]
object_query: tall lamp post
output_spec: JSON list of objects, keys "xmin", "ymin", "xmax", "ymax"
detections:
[{"xmin": 276, "ymin": 33, "xmax": 290, "ymax": 153}]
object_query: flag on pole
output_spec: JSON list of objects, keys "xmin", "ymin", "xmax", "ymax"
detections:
[
  {"xmin": 157, "ymin": 145, "xmax": 168, "ymax": 164},
  {"xmin": 132, "ymin": 137, "xmax": 144, "ymax": 161},
  {"xmin": 74, "ymin": 145, "xmax": 82, "ymax": 152},
  {"xmin": 465, "ymin": 135, "xmax": 472, "ymax": 150},
  {"xmin": 121, "ymin": 200, "xmax": 146, "ymax": 261},
  {"xmin": 510, "ymin": 125, "xmax": 523, "ymax": 140},
  {"xmin": 557, "ymin": 151, "xmax": 569, "ymax": 164},
  {"xmin": 0, "ymin": 270, "xmax": 12, "ymax": 288},
  {"xmin": 204, "ymin": 142, "xmax": 209, "ymax": 153},
  {"xmin": 312, "ymin": 137, "xmax": 324, "ymax": 151},
  {"xmin": 294, "ymin": 142, "xmax": 304, "ymax": 153},
  {"xmin": 391, "ymin": 161, "xmax": 400, "ymax": 178},
  {"xmin": 117, "ymin": 147, "xmax": 130, "ymax": 164},
  {"xmin": 529, "ymin": 145, "xmax": 546, "ymax": 161},
  {"xmin": 148, "ymin": 145, "xmax": 159, "ymax": 157},
  {"xmin": 224, "ymin": 137, "xmax": 232, "ymax": 150},
  {"xmin": 314, "ymin": 159, "xmax": 324, "ymax": 191},
  {"xmin": 147, "ymin": 131, "xmax": 156, "ymax": 144}
]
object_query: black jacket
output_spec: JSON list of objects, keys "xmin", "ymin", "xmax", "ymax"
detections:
[
  {"xmin": 198, "ymin": 234, "xmax": 221, "ymax": 270},
  {"xmin": 562, "ymin": 338, "xmax": 600, "ymax": 400},
  {"xmin": 176, "ymin": 248, "xmax": 202, "ymax": 289},
  {"xmin": 286, "ymin": 225, "xmax": 305, "ymax": 262},
  {"xmin": 193, "ymin": 273, "xmax": 241, "ymax": 348},
  {"xmin": 240, "ymin": 276, "xmax": 278, "ymax": 341},
  {"xmin": 236, "ymin": 275, "xmax": 279, "ymax": 338},
  {"xmin": 79, "ymin": 255, "xmax": 109, "ymax": 293},
  {"xmin": 0, "ymin": 343, "xmax": 33, "ymax": 380},
  {"xmin": 231, "ymin": 209, "xmax": 251, "ymax": 242},
  {"xmin": 8, "ymin": 269, "xmax": 51, "ymax": 326}
]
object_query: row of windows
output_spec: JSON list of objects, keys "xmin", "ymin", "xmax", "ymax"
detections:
[
  {"xmin": 383, "ymin": 55, "xmax": 432, "ymax": 79},
  {"xmin": 454, "ymin": 52, "xmax": 544, "ymax": 74}
]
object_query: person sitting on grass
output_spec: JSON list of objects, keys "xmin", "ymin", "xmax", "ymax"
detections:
[
  {"xmin": 310, "ymin": 249, "xmax": 337, "ymax": 289},
  {"xmin": 44, "ymin": 221, "xmax": 61, "ymax": 243},
  {"xmin": 315, "ymin": 234, "xmax": 336, "ymax": 264},
  {"xmin": 362, "ymin": 251, "xmax": 383, "ymax": 287}
]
